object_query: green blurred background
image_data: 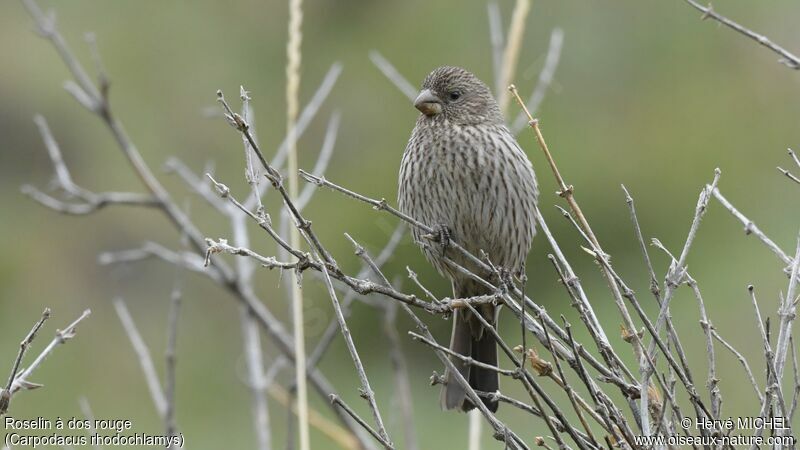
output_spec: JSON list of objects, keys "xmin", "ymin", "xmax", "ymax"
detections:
[{"xmin": 2, "ymin": 0, "xmax": 800, "ymax": 448}]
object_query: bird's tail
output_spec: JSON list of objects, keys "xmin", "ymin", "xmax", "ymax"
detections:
[{"xmin": 440, "ymin": 279, "xmax": 499, "ymax": 412}]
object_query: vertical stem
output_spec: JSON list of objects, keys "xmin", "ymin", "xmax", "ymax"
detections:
[
  {"xmin": 468, "ymin": 410, "xmax": 482, "ymax": 450},
  {"xmin": 286, "ymin": 0, "xmax": 309, "ymax": 448},
  {"xmin": 497, "ymin": 0, "xmax": 531, "ymax": 114}
]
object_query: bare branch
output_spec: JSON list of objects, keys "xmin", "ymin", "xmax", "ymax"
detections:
[
  {"xmin": 686, "ymin": 275, "xmax": 720, "ymax": 418},
  {"xmin": 4, "ymin": 309, "xmax": 91, "ymax": 412},
  {"xmin": 330, "ymin": 395, "xmax": 394, "ymax": 450},
  {"xmin": 487, "ymin": 1, "xmax": 504, "ymax": 97},
  {"xmin": 711, "ymin": 186, "xmax": 792, "ymax": 265},
  {"xmin": 512, "ymin": 28, "xmax": 564, "ymax": 134},
  {"xmin": 774, "ymin": 232, "xmax": 800, "ymax": 379},
  {"xmin": 711, "ymin": 328, "xmax": 762, "ymax": 404},
  {"xmin": 369, "ymin": 51, "xmax": 417, "ymax": 101},
  {"xmin": 164, "ymin": 288, "xmax": 181, "ymax": 449},
  {"xmin": 682, "ymin": 0, "xmax": 800, "ymax": 69},
  {"xmin": 317, "ymin": 261, "xmax": 393, "ymax": 447},
  {"xmin": 22, "ymin": 116, "xmax": 160, "ymax": 215},
  {"xmin": 777, "ymin": 166, "xmax": 800, "ymax": 185},
  {"xmin": 1, "ymin": 308, "xmax": 50, "ymax": 415},
  {"xmin": 243, "ymin": 62, "xmax": 343, "ymax": 210},
  {"xmin": 113, "ymin": 298, "xmax": 167, "ymax": 417},
  {"xmin": 497, "ymin": 0, "xmax": 531, "ymax": 114},
  {"xmin": 382, "ymin": 302, "xmax": 418, "ymax": 450},
  {"xmin": 99, "ymin": 241, "xmax": 208, "ymax": 272}
]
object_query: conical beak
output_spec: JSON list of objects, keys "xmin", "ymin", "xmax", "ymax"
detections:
[{"xmin": 414, "ymin": 89, "xmax": 442, "ymax": 116}]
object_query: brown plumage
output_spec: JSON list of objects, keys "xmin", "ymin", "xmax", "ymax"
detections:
[{"xmin": 398, "ymin": 66, "xmax": 539, "ymax": 412}]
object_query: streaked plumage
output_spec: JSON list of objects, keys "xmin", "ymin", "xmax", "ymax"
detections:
[{"xmin": 398, "ymin": 66, "xmax": 539, "ymax": 412}]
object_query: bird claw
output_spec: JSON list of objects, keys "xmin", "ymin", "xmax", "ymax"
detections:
[{"xmin": 423, "ymin": 224, "xmax": 452, "ymax": 256}]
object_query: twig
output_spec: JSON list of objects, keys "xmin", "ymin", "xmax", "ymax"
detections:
[
  {"xmin": 682, "ymin": 0, "xmax": 800, "ymax": 69},
  {"xmin": 1, "ymin": 308, "xmax": 51, "ymax": 415},
  {"xmin": 252, "ymin": 63, "xmax": 342, "ymax": 204},
  {"xmin": 98, "ymin": 242, "xmax": 216, "ymax": 282},
  {"xmin": 406, "ymin": 266, "xmax": 440, "ymax": 304},
  {"xmin": 285, "ymin": 0, "xmax": 310, "ymax": 445},
  {"xmin": 78, "ymin": 397, "xmax": 102, "ymax": 450},
  {"xmin": 710, "ymin": 328, "xmax": 762, "ymax": 403},
  {"xmin": 487, "ymin": 1, "xmax": 504, "ymax": 98},
  {"xmin": 164, "ymin": 287, "xmax": 181, "ymax": 449},
  {"xmin": 204, "ymin": 238, "xmax": 304, "ymax": 270},
  {"xmin": 294, "ymin": 112, "xmax": 341, "ymax": 212},
  {"xmin": 240, "ymin": 307, "xmax": 272, "ymax": 450},
  {"xmin": 686, "ymin": 275, "xmax": 721, "ymax": 418},
  {"xmin": 305, "ymin": 224, "xmax": 406, "ymax": 374},
  {"xmin": 113, "ymin": 298, "xmax": 167, "ymax": 416},
  {"xmin": 232, "ymin": 91, "xmax": 273, "ymax": 450},
  {"xmin": 5, "ymin": 309, "xmax": 91, "ymax": 411},
  {"xmin": 409, "ymin": 332, "xmax": 516, "ymax": 377},
  {"xmin": 777, "ymin": 166, "xmax": 800, "ymax": 185},
  {"xmin": 711, "ymin": 187, "xmax": 792, "ymax": 265},
  {"xmin": 622, "ymin": 184, "xmax": 695, "ymax": 432},
  {"xmin": 775, "ymin": 232, "xmax": 800, "ymax": 379},
  {"xmin": 537, "ymin": 314, "xmax": 599, "ymax": 448},
  {"xmin": 163, "ymin": 157, "xmax": 228, "ymax": 214},
  {"xmin": 512, "ymin": 28, "xmax": 564, "ymax": 134},
  {"xmin": 368, "ymin": 51, "xmax": 417, "ymax": 101},
  {"xmin": 330, "ymin": 395, "xmax": 394, "ymax": 450},
  {"xmin": 789, "ymin": 149, "xmax": 800, "ymax": 169},
  {"xmin": 22, "ymin": 116, "xmax": 160, "ymax": 215},
  {"xmin": 497, "ymin": 0, "xmax": 531, "ymax": 114},
  {"xmin": 789, "ymin": 334, "xmax": 799, "ymax": 421},
  {"xmin": 318, "ymin": 253, "xmax": 393, "ymax": 448},
  {"xmin": 266, "ymin": 385, "xmax": 359, "ymax": 450},
  {"xmin": 382, "ymin": 302, "xmax": 418, "ymax": 450}
]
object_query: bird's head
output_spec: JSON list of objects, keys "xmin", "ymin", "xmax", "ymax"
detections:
[{"xmin": 414, "ymin": 66, "xmax": 503, "ymax": 126}]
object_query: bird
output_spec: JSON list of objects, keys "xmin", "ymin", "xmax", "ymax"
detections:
[{"xmin": 398, "ymin": 66, "xmax": 539, "ymax": 413}]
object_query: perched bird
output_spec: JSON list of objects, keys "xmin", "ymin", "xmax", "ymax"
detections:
[{"xmin": 398, "ymin": 66, "xmax": 538, "ymax": 412}]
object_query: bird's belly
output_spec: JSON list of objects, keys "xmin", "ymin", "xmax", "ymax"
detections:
[{"xmin": 408, "ymin": 156, "xmax": 523, "ymax": 275}]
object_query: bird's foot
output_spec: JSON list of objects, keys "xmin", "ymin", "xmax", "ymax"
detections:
[
  {"xmin": 423, "ymin": 224, "xmax": 452, "ymax": 257},
  {"xmin": 497, "ymin": 267, "xmax": 513, "ymax": 294}
]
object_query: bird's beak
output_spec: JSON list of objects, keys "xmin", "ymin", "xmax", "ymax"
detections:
[{"xmin": 414, "ymin": 89, "xmax": 442, "ymax": 116}]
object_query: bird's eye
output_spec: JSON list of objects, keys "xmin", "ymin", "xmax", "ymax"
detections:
[{"xmin": 448, "ymin": 90, "xmax": 461, "ymax": 101}]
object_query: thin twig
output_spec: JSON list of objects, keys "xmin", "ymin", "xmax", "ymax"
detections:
[
  {"xmin": 512, "ymin": 28, "xmax": 564, "ymax": 134},
  {"xmin": 369, "ymin": 51, "xmax": 417, "ymax": 101},
  {"xmin": 775, "ymin": 232, "xmax": 800, "ymax": 379},
  {"xmin": 1, "ymin": 308, "xmax": 51, "ymax": 415},
  {"xmin": 113, "ymin": 298, "xmax": 167, "ymax": 416},
  {"xmin": 78, "ymin": 397, "xmax": 102, "ymax": 450},
  {"xmin": 686, "ymin": 275, "xmax": 720, "ymax": 418},
  {"xmin": 318, "ymin": 254, "xmax": 393, "ymax": 448},
  {"xmin": 487, "ymin": 1, "xmax": 504, "ymax": 98},
  {"xmin": 382, "ymin": 301, "xmax": 418, "ymax": 450},
  {"xmin": 285, "ymin": 0, "xmax": 310, "ymax": 444},
  {"xmin": 711, "ymin": 187, "xmax": 792, "ymax": 265},
  {"xmin": 497, "ymin": 0, "xmax": 531, "ymax": 114},
  {"xmin": 164, "ymin": 287, "xmax": 181, "ymax": 449},
  {"xmin": 5, "ymin": 309, "xmax": 91, "ymax": 410},
  {"xmin": 682, "ymin": 0, "xmax": 800, "ymax": 69},
  {"xmin": 330, "ymin": 395, "xmax": 394, "ymax": 450},
  {"xmin": 710, "ymin": 328, "xmax": 762, "ymax": 403}
]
